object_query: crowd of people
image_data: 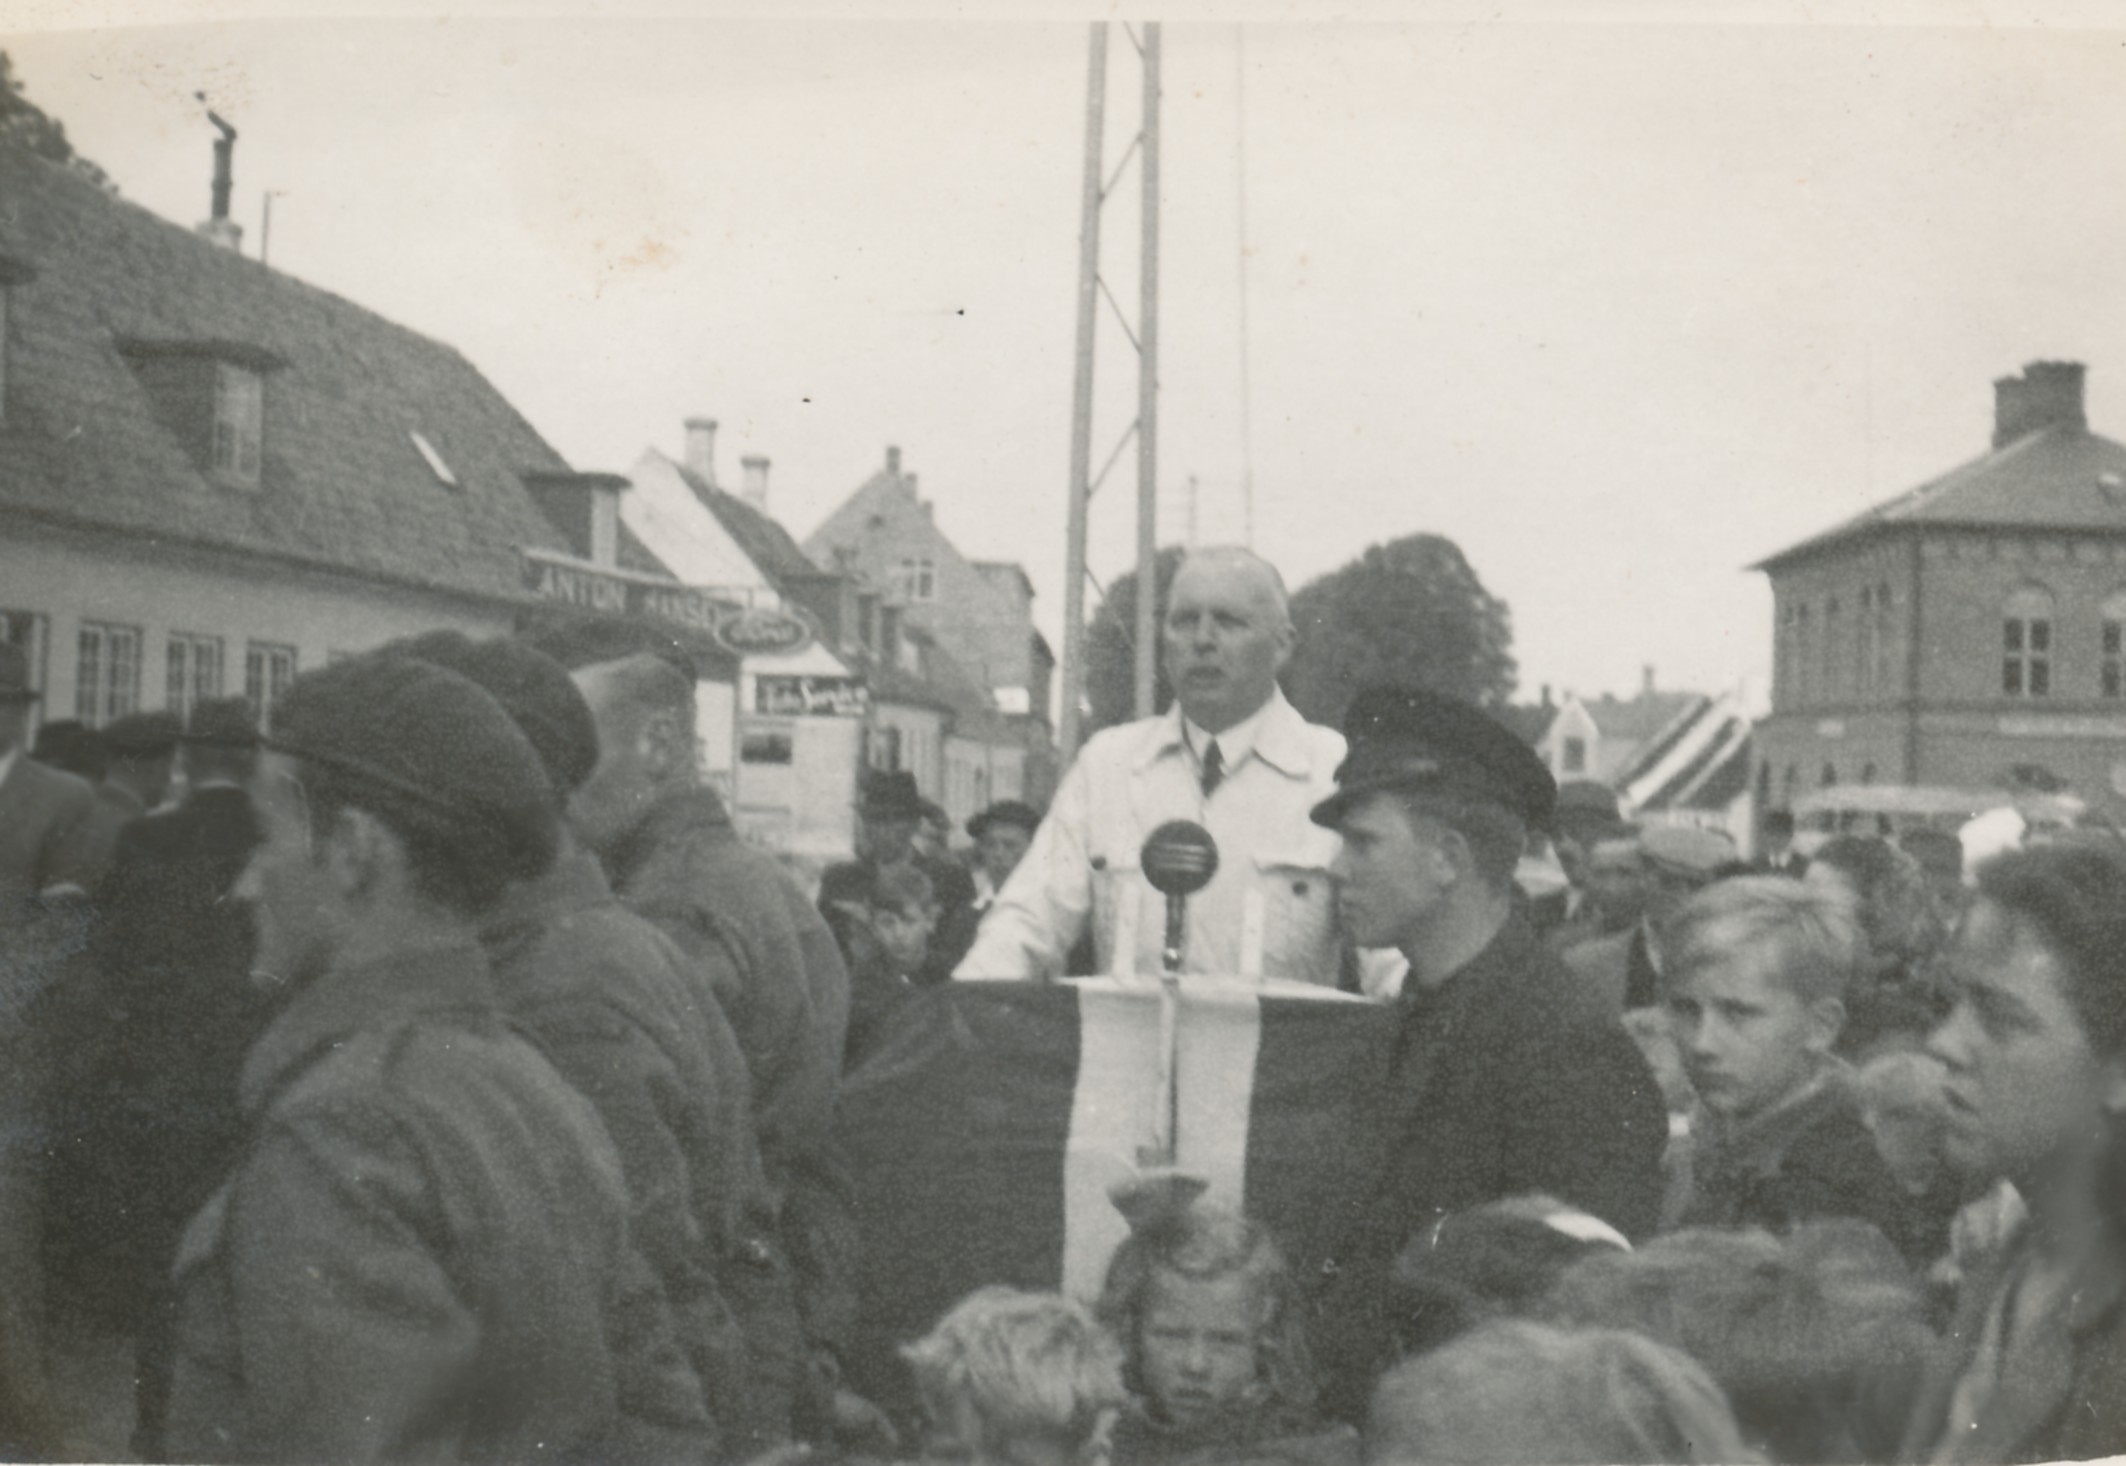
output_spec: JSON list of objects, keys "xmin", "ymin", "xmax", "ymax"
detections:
[{"xmin": 0, "ymin": 543, "xmax": 2122, "ymax": 1463}]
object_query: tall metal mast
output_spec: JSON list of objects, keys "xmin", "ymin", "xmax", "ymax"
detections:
[{"xmin": 1057, "ymin": 22, "xmax": 1164, "ymax": 765}]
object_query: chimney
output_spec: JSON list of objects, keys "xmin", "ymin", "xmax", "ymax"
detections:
[
  {"xmin": 886, "ymin": 445, "xmax": 902, "ymax": 476},
  {"xmin": 740, "ymin": 454, "xmax": 770, "ymax": 510},
  {"xmin": 1993, "ymin": 361, "xmax": 2087, "ymax": 449},
  {"xmin": 1641, "ymin": 665, "xmax": 1655, "ymax": 697},
  {"xmin": 195, "ymin": 108, "xmax": 243, "ymax": 253},
  {"xmin": 683, "ymin": 417, "xmax": 718, "ymax": 485},
  {"xmin": 1540, "ymin": 683, "xmax": 1553, "ymax": 710}
]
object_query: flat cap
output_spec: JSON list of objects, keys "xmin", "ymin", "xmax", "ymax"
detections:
[
  {"xmin": 268, "ymin": 654, "xmax": 557, "ymax": 882},
  {"xmin": 183, "ymin": 697, "xmax": 259, "ymax": 749},
  {"xmin": 103, "ymin": 710, "xmax": 183, "ymax": 758},
  {"xmin": 1640, "ymin": 824, "xmax": 1737, "ymax": 880},
  {"xmin": 380, "ymin": 631, "xmax": 600, "ymax": 796},
  {"xmin": 31, "ymin": 720, "xmax": 106, "ymax": 780},
  {"xmin": 1311, "ymin": 685, "xmax": 1556, "ymax": 832}
]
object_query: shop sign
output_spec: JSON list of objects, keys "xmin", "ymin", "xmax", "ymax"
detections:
[
  {"xmin": 757, "ymin": 674, "xmax": 868, "ymax": 718},
  {"xmin": 716, "ymin": 606, "xmax": 817, "ymax": 657}
]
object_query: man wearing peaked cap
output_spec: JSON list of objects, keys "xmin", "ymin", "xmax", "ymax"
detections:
[
  {"xmin": 1308, "ymin": 686, "xmax": 1667, "ymax": 1423},
  {"xmin": 1567, "ymin": 822, "xmax": 1740, "ymax": 1016},
  {"xmin": 158, "ymin": 653, "xmax": 714, "ymax": 1464}
]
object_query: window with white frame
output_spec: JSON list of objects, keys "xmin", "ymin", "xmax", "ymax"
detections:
[
  {"xmin": 1873, "ymin": 580, "xmax": 1896, "ymax": 691},
  {"xmin": 213, "ymin": 363, "xmax": 264, "ymax": 484},
  {"xmin": 0, "ymin": 610, "xmax": 47, "ymax": 697},
  {"xmin": 2003, "ymin": 585, "xmax": 2055, "ymax": 699},
  {"xmin": 76, "ymin": 621, "xmax": 142, "ymax": 727},
  {"xmin": 166, "ymin": 632, "xmax": 224, "ymax": 722},
  {"xmin": 2105, "ymin": 592, "xmax": 2126, "ymax": 700},
  {"xmin": 244, "ymin": 641, "xmax": 298, "ymax": 729}
]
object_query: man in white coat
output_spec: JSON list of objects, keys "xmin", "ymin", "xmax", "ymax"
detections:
[{"xmin": 956, "ymin": 547, "xmax": 1356, "ymax": 985}]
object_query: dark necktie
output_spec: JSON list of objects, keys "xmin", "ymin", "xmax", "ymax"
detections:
[{"xmin": 1200, "ymin": 739, "xmax": 1224, "ymax": 798}]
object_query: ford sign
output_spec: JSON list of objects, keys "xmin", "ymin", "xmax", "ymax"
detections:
[{"xmin": 714, "ymin": 605, "xmax": 816, "ymax": 657}]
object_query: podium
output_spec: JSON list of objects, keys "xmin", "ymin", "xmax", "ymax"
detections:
[{"xmin": 833, "ymin": 975, "xmax": 1398, "ymax": 1409}]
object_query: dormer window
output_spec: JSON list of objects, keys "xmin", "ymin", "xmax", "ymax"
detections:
[
  {"xmin": 117, "ymin": 337, "xmax": 284, "ymax": 489},
  {"xmin": 213, "ymin": 363, "xmax": 263, "ymax": 482}
]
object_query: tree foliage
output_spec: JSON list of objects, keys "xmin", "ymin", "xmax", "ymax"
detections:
[
  {"xmin": 1083, "ymin": 546, "xmax": 1187, "ymax": 737},
  {"xmin": 1283, "ymin": 533, "xmax": 1517, "ymax": 725},
  {"xmin": 1, "ymin": 51, "xmax": 115, "ymax": 192}
]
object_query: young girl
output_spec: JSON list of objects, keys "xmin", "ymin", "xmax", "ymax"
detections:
[{"xmin": 1095, "ymin": 1202, "xmax": 1355, "ymax": 1466}]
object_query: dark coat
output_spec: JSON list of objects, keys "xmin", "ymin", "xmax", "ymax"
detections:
[
  {"xmin": 1563, "ymin": 921, "xmax": 1661, "ymax": 1017},
  {"xmin": 483, "ymin": 849, "xmax": 794, "ymax": 1454},
  {"xmin": 1898, "ymin": 1223, "xmax": 2126, "ymax": 1464},
  {"xmin": 70, "ymin": 781, "xmax": 146, "ymax": 893},
  {"xmin": 1315, "ymin": 911, "xmax": 1668, "ymax": 1420},
  {"xmin": 161, "ymin": 942, "xmax": 714, "ymax": 1464},
  {"xmin": 0, "ymin": 754, "xmax": 96, "ymax": 917},
  {"xmin": 44, "ymin": 785, "xmax": 273, "ymax": 1328},
  {"xmin": 606, "ymin": 788, "xmax": 859, "ymax": 1376},
  {"xmin": 1677, "ymin": 1063, "xmax": 1918, "ymax": 1259}
]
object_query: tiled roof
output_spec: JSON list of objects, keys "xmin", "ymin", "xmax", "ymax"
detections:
[
  {"xmin": 1493, "ymin": 701, "xmax": 1558, "ymax": 747},
  {"xmin": 0, "ymin": 146, "xmax": 577, "ymax": 601},
  {"xmin": 1581, "ymin": 689, "xmax": 1702, "ymax": 745},
  {"xmin": 1756, "ymin": 425, "xmax": 2126, "ymax": 570},
  {"xmin": 670, "ymin": 463, "xmax": 826, "ymax": 592}
]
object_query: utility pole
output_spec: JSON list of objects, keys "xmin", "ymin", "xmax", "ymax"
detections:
[
  {"xmin": 1132, "ymin": 24, "xmax": 1162, "ymax": 723},
  {"xmin": 1057, "ymin": 22, "xmax": 1163, "ymax": 764}
]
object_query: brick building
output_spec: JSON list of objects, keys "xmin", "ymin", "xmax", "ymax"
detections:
[
  {"xmin": 802, "ymin": 445, "xmax": 1057, "ymax": 802},
  {"xmin": 1754, "ymin": 361, "xmax": 2126, "ymax": 814}
]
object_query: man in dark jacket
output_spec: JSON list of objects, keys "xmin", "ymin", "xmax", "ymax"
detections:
[
  {"xmin": 1308, "ymin": 686, "xmax": 1667, "ymax": 1421},
  {"xmin": 532, "ymin": 620, "xmax": 864, "ymax": 1443},
  {"xmin": 389, "ymin": 630, "xmax": 786, "ymax": 1453},
  {"xmin": 71, "ymin": 710, "xmax": 182, "ymax": 891},
  {"xmin": 39, "ymin": 697, "xmax": 277, "ymax": 1449},
  {"xmin": 159, "ymin": 654, "xmax": 712, "ymax": 1464}
]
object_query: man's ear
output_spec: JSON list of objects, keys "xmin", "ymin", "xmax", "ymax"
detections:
[
  {"xmin": 640, "ymin": 707, "xmax": 695, "ymax": 784},
  {"xmin": 1805, "ymin": 995, "xmax": 1847, "ymax": 1055},
  {"xmin": 319, "ymin": 804, "xmax": 398, "ymax": 901}
]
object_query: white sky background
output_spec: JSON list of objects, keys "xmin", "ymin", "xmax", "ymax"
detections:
[{"xmin": 9, "ymin": 4, "xmax": 2126, "ymax": 705}]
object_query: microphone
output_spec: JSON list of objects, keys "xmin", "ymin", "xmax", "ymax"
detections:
[{"xmin": 1141, "ymin": 820, "xmax": 1219, "ymax": 975}]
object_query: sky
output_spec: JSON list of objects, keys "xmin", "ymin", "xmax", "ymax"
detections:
[{"xmin": 10, "ymin": 3, "xmax": 2126, "ymax": 706}]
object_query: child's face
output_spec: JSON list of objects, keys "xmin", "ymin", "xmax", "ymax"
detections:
[
  {"xmin": 873, "ymin": 904, "xmax": 936, "ymax": 972},
  {"xmin": 1138, "ymin": 1269, "xmax": 1259, "ymax": 1433},
  {"xmin": 1665, "ymin": 939, "xmax": 1837, "ymax": 1123}
]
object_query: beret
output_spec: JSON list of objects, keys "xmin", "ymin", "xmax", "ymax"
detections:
[
  {"xmin": 1312, "ymin": 685, "xmax": 1556, "ymax": 832},
  {"xmin": 968, "ymin": 799, "xmax": 1043, "ymax": 839},
  {"xmin": 183, "ymin": 696, "xmax": 259, "ymax": 750},
  {"xmin": 103, "ymin": 710, "xmax": 183, "ymax": 757},
  {"xmin": 380, "ymin": 631, "xmax": 600, "ymax": 796},
  {"xmin": 1640, "ymin": 824, "xmax": 1737, "ymax": 880},
  {"xmin": 267, "ymin": 654, "xmax": 557, "ymax": 882}
]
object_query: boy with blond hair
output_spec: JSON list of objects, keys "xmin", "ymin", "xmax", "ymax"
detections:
[
  {"xmin": 1660, "ymin": 876, "xmax": 1911, "ymax": 1250},
  {"xmin": 901, "ymin": 1287, "xmax": 1128, "ymax": 1466}
]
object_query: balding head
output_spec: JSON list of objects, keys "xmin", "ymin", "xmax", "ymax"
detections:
[
  {"xmin": 1162, "ymin": 547, "xmax": 1297, "ymax": 734},
  {"xmin": 564, "ymin": 652, "xmax": 700, "ymax": 856}
]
